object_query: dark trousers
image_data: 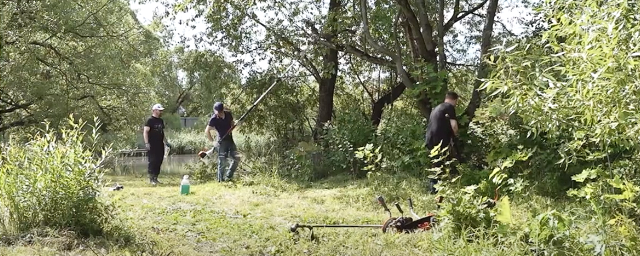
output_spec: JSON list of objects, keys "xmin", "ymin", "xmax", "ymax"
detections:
[
  {"xmin": 147, "ymin": 145, "xmax": 165, "ymax": 178},
  {"xmin": 217, "ymin": 139, "xmax": 239, "ymax": 182}
]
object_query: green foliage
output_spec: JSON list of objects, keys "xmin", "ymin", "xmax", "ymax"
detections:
[
  {"xmin": 0, "ymin": 117, "xmax": 113, "ymax": 237},
  {"xmin": 164, "ymin": 128, "xmax": 208, "ymax": 155},
  {"xmin": 567, "ymin": 159, "xmax": 640, "ymax": 223},
  {"xmin": 374, "ymin": 104, "xmax": 430, "ymax": 175},
  {"xmin": 233, "ymin": 71, "xmax": 316, "ymax": 145},
  {"xmin": 485, "ymin": 0, "xmax": 640, "ymax": 166},
  {"xmin": 1, "ymin": 0, "xmax": 163, "ymax": 135},
  {"xmin": 319, "ymin": 107, "xmax": 376, "ymax": 178}
]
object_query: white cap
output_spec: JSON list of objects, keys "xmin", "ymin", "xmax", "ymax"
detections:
[{"xmin": 152, "ymin": 104, "xmax": 165, "ymax": 110}]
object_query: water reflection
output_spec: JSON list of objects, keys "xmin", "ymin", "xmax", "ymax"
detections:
[{"xmin": 110, "ymin": 155, "xmax": 203, "ymax": 176}]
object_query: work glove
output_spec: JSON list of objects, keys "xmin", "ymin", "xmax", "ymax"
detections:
[
  {"xmin": 234, "ymin": 120, "xmax": 243, "ymax": 127},
  {"xmin": 213, "ymin": 141, "xmax": 220, "ymax": 148}
]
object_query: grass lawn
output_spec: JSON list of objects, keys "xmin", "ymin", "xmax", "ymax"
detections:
[
  {"xmin": 0, "ymin": 169, "xmax": 535, "ymax": 256},
  {"xmin": 4, "ymin": 166, "xmax": 638, "ymax": 256}
]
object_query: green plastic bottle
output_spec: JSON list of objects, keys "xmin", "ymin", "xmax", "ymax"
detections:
[{"xmin": 180, "ymin": 175, "xmax": 190, "ymax": 195}]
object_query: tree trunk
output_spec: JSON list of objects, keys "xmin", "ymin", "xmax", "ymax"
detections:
[
  {"xmin": 463, "ymin": 0, "xmax": 499, "ymax": 124},
  {"xmin": 312, "ymin": 0, "xmax": 341, "ymax": 141}
]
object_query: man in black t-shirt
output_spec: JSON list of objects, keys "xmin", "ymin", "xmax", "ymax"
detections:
[
  {"xmin": 425, "ymin": 91, "xmax": 460, "ymax": 194},
  {"xmin": 204, "ymin": 102, "xmax": 241, "ymax": 182},
  {"xmin": 143, "ymin": 103, "xmax": 172, "ymax": 185}
]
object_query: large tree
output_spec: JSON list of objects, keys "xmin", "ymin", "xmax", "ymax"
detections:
[
  {"xmin": 162, "ymin": 0, "xmax": 345, "ymax": 140},
  {"xmin": 307, "ymin": 0, "xmax": 504, "ymax": 126},
  {"xmin": 1, "ymin": 0, "xmax": 163, "ymax": 134}
]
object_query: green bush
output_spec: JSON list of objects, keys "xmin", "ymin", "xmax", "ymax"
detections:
[
  {"xmin": 0, "ymin": 118, "xmax": 113, "ymax": 237},
  {"xmin": 374, "ymin": 104, "xmax": 430, "ymax": 176},
  {"xmin": 165, "ymin": 128, "xmax": 209, "ymax": 155}
]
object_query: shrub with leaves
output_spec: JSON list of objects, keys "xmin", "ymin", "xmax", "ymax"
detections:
[
  {"xmin": 485, "ymin": 0, "xmax": 640, "ymax": 169},
  {"xmin": 0, "ymin": 117, "xmax": 113, "ymax": 237}
]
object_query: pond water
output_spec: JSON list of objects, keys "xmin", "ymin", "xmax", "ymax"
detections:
[{"xmin": 110, "ymin": 154, "xmax": 205, "ymax": 176}]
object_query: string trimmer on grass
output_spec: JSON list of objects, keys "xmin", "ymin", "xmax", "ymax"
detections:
[
  {"xmin": 290, "ymin": 194, "xmax": 499, "ymax": 240},
  {"xmin": 289, "ymin": 195, "xmax": 444, "ymax": 240}
]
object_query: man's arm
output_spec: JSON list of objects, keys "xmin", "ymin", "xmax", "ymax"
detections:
[
  {"xmin": 204, "ymin": 125, "xmax": 217, "ymax": 142},
  {"xmin": 162, "ymin": 120, "xmax": 170, "ymax": 145},
  {"xmin": 143, "ymin": 126, "xmax": 150, "ymax": 149},
  {"xmin": 447, "ymin": 106, "xmax": 459, "ymax": 136}
]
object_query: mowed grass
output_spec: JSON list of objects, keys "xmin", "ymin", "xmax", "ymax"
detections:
[{"xmin": 0, "ymin": 171, "xmax": 561, "ymax": 256}]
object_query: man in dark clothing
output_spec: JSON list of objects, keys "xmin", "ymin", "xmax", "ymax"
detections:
[
  {"xmin": 425, "ymin": 91, "xmax": 460, "ymax": 194},
  {"xmin": 143, "ymin": 103, "xmax": 172, "ymax": 185},
  {"xmin": 204, "ymin": 102, "xmax": 241, "ymax": 182}
]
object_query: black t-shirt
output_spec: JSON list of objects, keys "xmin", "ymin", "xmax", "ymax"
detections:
[
  {"xmin": 145, "ymin": 116, "xmax": 165, "ymax": 146},
  {"xmin": 208, "ymin": 111, "xmax": 234, "ymax": 141},
  {"xmin": 425, "ymin": 102, "xmax": 457, "ymax": 149}
]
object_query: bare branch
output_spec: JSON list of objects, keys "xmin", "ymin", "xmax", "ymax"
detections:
[
  {"xmin": 73, "ymin": 0, "xmax": 115, "ymax": 30},
  {"xmin": 0, "ymin": 102, "xmax": 33, "ymax": 114},
  {"xmin": 0, "ymin": 120, "xmax": 34, "ymax": 132},
  {"xmin": 444, "ymin": 0, "xmax": 490, "ymax": 32},
  {"xmin": 311, "ymin": 39, "xmax": 395, "ymax": 68},
  {"xmin": 471, "ymin": 12, "xmax": 517, "ymax": 37},
  {"xmin": 29, "ymin": 41, "xmax": 69, "ymax": 62},
  {"xmin": 76, "ymin": 73, "xmax": 127, "ymax": 92},
  {"xmin": 392, "ymin": 9, "xmax": 417, "ymax": 89},
  {"xmin": 437, "ymin": 0, "xmax": 446, "ymax": 71},
  {"xmin": 401, "ymin": 14, "xmax": 421, "ymax": 60},
  {"xmin": 447, "ymin": 61, "xmax": 476, "ymax": 68},
  {"xmin": 249, "ymin": 13, "xmax": 321, "ymax": 81},
  {"xmin": 351, "ymin": 56, "xmax": 376, "ymax": 103}
]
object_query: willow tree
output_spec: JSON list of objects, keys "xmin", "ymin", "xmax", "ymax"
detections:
[
  {"xmin": 485, "ymin": 0, "xmax": 640, "ymax": 165},
  {"xmin": 1, "ymin": 0, "xmax": 162, "ymax": 134}
]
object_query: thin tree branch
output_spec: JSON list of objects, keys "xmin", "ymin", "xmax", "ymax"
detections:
[
  {"xmin": 471, "ymin": 12, "xmax": 517, "ymax": 37},
  {"xmin": 352, "ymin": 58, "xmax": 376, "ymax": 103},
  {"xmin": 447, "ymin": 61, "xmax": 476, "ymax": 68},
  {"xmin": 444, "ymin": 0, "xmax": 489, "ymax": 32},
  {"xmin": 0, "ymin": 119, "xmax": 38, "ymax": 133},
  {"xmin": 249, "ymin": 12, "xmax": 321, "ymax": 81},
  {"xmin": 311, "ymin": 39, "xmax": 395, "ymax": 68}
]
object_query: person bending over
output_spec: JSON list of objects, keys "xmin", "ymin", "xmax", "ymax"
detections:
[
  {"xmin": 204, "ymin": 102, "xmax": 241, "ymax": 182},
  {"xmin": 424, "ymin": 91, "xmax": 460, "ymax": 194}
]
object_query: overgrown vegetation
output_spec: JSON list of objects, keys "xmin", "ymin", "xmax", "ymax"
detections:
[
  {"xmin": 2, "ymin": 0, "xmax": 640, "ymax": 254},
  {"xmin": 0, "ymin": 118, "xmax": 111, "ymax": 237}
]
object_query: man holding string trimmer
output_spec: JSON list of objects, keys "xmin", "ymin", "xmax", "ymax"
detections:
[{"xmin": 202, "ymin": 102, "xmax": 242, "ymax": 182}]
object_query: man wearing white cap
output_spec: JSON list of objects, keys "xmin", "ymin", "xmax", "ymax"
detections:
[{"xmin": 143, "ymin": 103, "xmax": 172, "ymax": 185}]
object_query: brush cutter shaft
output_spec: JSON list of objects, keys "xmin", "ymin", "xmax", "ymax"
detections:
[
  {"xmin": 297, "ymin": 224, "xmax": 382, "ymax": 228},
  {"xmin": 290, "ymin": 223, "xmax": 383, "ymax": 233},
  {"xmin": 218, "ymin": 61, "xmax": 298, "ymax": 142}
]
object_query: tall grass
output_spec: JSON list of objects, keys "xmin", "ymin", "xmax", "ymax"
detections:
[
  {"xmin": 0, "ymin": 118, "xmax": 113, "ymax": 237},
  {"xmin": 165, "ymin": 128, "xmax": 275, "ymax": 156}
]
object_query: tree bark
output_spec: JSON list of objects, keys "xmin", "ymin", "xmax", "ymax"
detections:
[
  {"xmin": 463, "ymin": 0, "xmax": 499, "ymax": 124},
  {"xmin": 312, "ymin": 0, "xmax": 342, "ymax": 141}
]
